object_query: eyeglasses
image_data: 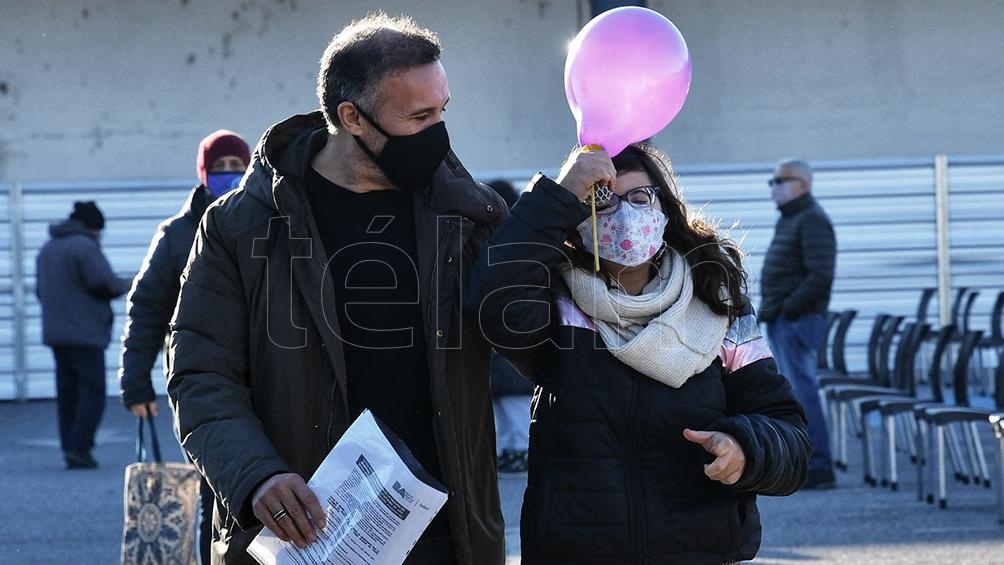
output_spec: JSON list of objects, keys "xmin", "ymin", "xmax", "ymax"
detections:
[
  {"xmin": 767, "ymin": 176, "xmax": 804, "ymax": 188},
  {"xmin": 594, "ymin": 185, "xmax": 660, "ymax": 216}
]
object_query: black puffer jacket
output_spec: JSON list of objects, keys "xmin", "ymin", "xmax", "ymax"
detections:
[
  {"xmin": 168, "ymin": 112, "xmax": 506, "ymax": 564},
  {"xmin": 119, "ymin": 186, "xmax": 210, "ymax": 407},
  {"xmin": 467, "ymin": 174, "xmax": 810, "ymax": 565},
  {"xmin": 759, "ymin": 193, "xmax": 836, "ymax": 323}
]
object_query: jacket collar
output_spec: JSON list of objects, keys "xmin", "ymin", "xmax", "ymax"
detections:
[
  {"xmin": 182, "ymin": 185, "xmax": 212, "ymax": 221},
  {"xmin": 778, "ymin": 192, "xmax": 815, "ymax": 217},
  {"xmin": 242, "ymin": 111, "xmax": 502, "ymax": 230}
]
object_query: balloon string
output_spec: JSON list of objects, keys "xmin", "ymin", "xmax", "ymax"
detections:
[
  {"xmin": 581, "ymin": 144, "xmax": 603, "ymax": 272},
  {"xmin": 590, "ymin": 184, "xmax": 600, "ymax": 272}
]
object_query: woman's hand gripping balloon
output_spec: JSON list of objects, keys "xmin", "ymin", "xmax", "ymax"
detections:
[{"xmin": 555, "ymin": 147, "xmax": 617, "ymax": 203}]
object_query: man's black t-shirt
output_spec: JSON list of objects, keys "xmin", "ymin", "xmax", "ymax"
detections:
[{"xmin": 304, "ymin": 162, "xmax": 451, "ymax": 541}]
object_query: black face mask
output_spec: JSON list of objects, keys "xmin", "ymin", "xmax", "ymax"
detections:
[{"xmin": 352, "ymin": 104, "xmax": 451, "ymax": 190}]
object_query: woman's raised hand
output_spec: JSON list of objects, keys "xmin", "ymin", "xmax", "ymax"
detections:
[{"xmin": 555, "ymin": 146, "xmax": 617, "ymax": 203}]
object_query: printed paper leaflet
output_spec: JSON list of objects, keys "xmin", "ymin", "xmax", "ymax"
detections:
[{"xmin": 248, "ymin": 410, "xmax": 448, "ymax": 565}]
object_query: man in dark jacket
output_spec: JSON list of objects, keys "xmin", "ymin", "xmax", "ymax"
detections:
[
  {"xmin": 36, "ymin": 201, "xmax": 133, "ymax": 469},
  {"xmin": 760, "ymin": 159, "xmax": 837, "ymax": 489},
  {"xmin": 119, "ymin": 129, "xmax": 250, "ymax": 564},
  {"xmin": 168, "ymin": 14, "xmax": 506, "ymax": 565}
]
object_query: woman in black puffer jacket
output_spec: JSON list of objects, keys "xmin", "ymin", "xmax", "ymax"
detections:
[{"xmin": 467, "ymin": 143, "xmax": 810, "ymax": 565}]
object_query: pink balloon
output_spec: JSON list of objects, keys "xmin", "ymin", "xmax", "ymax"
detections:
[{"xmin": 565, "ymin": 7, "xmax": 692, "ymax": 157}]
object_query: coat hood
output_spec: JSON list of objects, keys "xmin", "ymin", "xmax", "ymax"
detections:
[
  {"xmin": 241, "ymin": 111, "xmax": 504, "ymax": 227},
  {"xmin": 49, "ymin": 218, "xmax": 96, "ymax": 240}
]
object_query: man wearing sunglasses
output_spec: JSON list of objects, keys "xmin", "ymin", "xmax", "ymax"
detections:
[{"xmin": 760, "ymin": 159, "xmax": 837, "ymax": 490}]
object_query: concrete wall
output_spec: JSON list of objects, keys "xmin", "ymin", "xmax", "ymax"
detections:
[
  {"xmin": 649, "ymin": 0, "xmax": 1004, "ymax": 164},
  {"xmin": 0, "ymin": 0, "xmax": 584, "ymax": 183},
  {"xmin": 1, "ymin": 0, "xmax": 1002, "ymax": 184}
]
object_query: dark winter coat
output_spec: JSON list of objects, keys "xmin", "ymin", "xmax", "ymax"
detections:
[
  {"xmin": 467, "ymin": 174, "xmax": 811, "ymax": 565},
  {"xmin": 36, "ymin": 219, "xmax": 132, "ymax": 348},
  {"xmin": 119, "ymin": 186, "xmax": 210, "ymax": 407},
  {"xmin": 759, "ymin": 193, "xmax": 836, "ymax": 323},
  {"xmin": 167, "ymin": 111, "xmax": 507, "ymax": 565}
]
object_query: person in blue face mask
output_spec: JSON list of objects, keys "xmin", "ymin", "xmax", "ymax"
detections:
[
  {"xmin": 199, "ymin": 129, "xmax": 252, "ymax": 198},
  {"xmin": 117, "ymin": 128, "xmax": 249, "ymax": 565}
]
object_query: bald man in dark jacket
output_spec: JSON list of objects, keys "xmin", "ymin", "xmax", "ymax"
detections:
[{"xmin": 760, "ymin": 159, "xmax": 837, "ymax": 490}]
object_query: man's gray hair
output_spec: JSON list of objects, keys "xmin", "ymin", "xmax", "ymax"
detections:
[
  {"xmin": 778, "ymin": 158, "xmax": 813, "ymax": 188},
  {"xmin": 316, "ymin": 13, "xmax": 442, "ymax": 131}
]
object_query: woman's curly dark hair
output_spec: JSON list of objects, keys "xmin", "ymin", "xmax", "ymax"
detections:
[{"xmin": 566, "ymin": 143, "xmax": 749, "ymax": 322}]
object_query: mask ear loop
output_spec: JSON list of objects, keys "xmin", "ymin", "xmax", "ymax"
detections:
[
  {"xmin": 352, "ymin": 103, "xmax": 392, "ymax": 137},
  {"xmin": 350, "ymin": 103, "xmax": 389, "ymax": 165}
]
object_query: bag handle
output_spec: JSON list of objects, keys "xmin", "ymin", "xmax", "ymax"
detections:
[{"xmin": 135, "ymin": 412, "xmax": 163, "ymax": 463}]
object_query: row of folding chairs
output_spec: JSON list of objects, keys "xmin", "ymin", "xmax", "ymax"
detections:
[
  {"xmin": 918, "ymin": 287, "xmax": 1004, "ymax": 394},
  {"xmin": 815, "ymin": 298, "xmax": 1004, "ymax": 524}
]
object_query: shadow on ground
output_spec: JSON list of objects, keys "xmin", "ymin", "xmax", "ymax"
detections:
[{"xmin": 1, "ymin": 397, "xmax": 1002, "ymax": 564}]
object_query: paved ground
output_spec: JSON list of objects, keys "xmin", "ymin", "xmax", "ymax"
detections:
[{"xmin": 1, "ymin": 397, "xmax": 1003, "ymax": 564}]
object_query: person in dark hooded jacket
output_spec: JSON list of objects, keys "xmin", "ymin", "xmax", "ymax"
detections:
[
  {"xmin": 36, "ymin": 201, "xmax": 133, "ymax": 469},
  {"xmin": 167, "ymin": 14, "xmax": 505, "ymax": 565},
  {"xmin": 468, "ymin": 143, "xmax": 811, "ymax": 565},
  {"xmin": 119, "ymin": 129, "xmax": 250, "ymax": 415},
  {"xmin": 118, "ymin": 129, "xmax": 250, "ymax": 565}
]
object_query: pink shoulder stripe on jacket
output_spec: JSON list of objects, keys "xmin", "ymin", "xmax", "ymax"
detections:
[
  {"xmin": 556, "ymin": 297, "xmax": 595, "ymax": 331},
  {"xmin": 719, "ymin": 313, "xmax": 773, "ymax": 374}
]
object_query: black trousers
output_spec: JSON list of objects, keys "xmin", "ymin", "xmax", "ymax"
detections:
[{"xmin": 51, "ymin": 345, "xmax": 106, "ymax": 457}]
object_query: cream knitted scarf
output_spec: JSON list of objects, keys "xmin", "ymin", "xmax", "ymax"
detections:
[{"xmin": 560, "ymin": 250, "xmax": 730, "ymax": 388}]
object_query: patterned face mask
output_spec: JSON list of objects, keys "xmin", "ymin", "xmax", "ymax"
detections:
[{"xmin": 576, "ymin": 202, "xmax": 668, "ymax": 267}]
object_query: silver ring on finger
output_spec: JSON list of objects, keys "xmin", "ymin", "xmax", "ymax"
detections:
[{"xmin": 271, "ymin": 507, "xmax": 289, "ymax": 522}]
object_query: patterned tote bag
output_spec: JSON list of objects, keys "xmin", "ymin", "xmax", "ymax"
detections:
[{"xmin": 121, "ymin": 414, "xmax": 201, "ymax": 565}]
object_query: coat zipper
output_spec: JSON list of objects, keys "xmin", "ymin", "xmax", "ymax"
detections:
[
  {"xmin": 427, "ymin": 218, "xmax": 483, "ymax": 564},
  {"xmin": 427, "ymin": 219, "xmax": 449, "ymax": 339},
  {"xmin": 326, "ymin": 366, "xmax": 337, "ymax": 447},
  {"xmin": 625, "ymin": 375, "xmax": 647, "ymax": 565},
  {"xmin": 427, "ymin": 218, "xmax": 453, "ymax": 470}
]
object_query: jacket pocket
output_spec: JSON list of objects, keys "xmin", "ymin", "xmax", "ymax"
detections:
[
  {"xmin": 727, "ymin": 497, "xmax": 742, "ymax": 555},
  {"xmin": 520, "ymin": 471, "xmax": 552, "ymax": 562},
  {"xmin": 735, "ymin": 493, "xmax": 762, "ymax": 558}
]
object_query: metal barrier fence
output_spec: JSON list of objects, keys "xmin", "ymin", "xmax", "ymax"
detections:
[
  {"xmin": 2, "ymin": 155, "xmax": 1003, "ymax": 400},
  {"xmin": 1, "ymin": 179, "xmax": 195, "ymax": 400}
]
